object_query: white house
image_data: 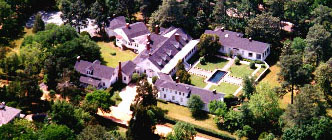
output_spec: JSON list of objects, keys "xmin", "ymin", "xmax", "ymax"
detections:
[
  {"xmin": 205, "ymin": 28, "xmax": 271, "ymax": 61},
  {"xmin": 155, "ymin": 73, "xmax": 225, "ymax": 112}
]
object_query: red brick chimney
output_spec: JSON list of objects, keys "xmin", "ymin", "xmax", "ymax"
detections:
[
  {"xmin": 249, "ymin": 37, "xmax": 252, "ymax": 42},
  {"xmin": 77, "ymin": 56, "xmax": 81, "ymax": 62},
  {"xmin": 118, "ymin": 62, "xmax": 122, "ymax": 83},
  {"xmin": 221, "ymin": 27, "xmax": 224, "ymax": 32},
  {"xmin": 126, "ymin": 23, "xmax": 130, "ymax": 28},
  {"xmin": 175, "ymin": 33, "xmax": 180, "ymax": 42},
  {"xmin": 176, "ymin": 77, "xmax": 179, "ymax": 83},
  {"xmin": 146, "ymin": 42, "xmax": 151, "ymax": 51},
  {"xmin": 147, "ymin": 34, "xmax": 151, "ymax": 42},
  {"xmin": 155, "ymin": 25, "xmax": 160, "ymax": 34}
]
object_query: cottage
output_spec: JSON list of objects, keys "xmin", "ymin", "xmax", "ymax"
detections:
[
  {"xmin": 0, "ymin": 102, "xmax": 21, "ymax": 126},
  {"xmin": 205, "ymin": 28, "xmax": 271, "ymax": 61},
  {"xmin": 155, "ymin": 74, "xmax": 225, "ymax": 112}
]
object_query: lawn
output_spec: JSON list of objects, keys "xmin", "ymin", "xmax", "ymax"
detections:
[
  {"xmin": 229, "ymin": 64, "xmax": 255, "ymax": 78},
  {"xmin": 210, "ymin": 82, "xmax": 240, "ymax": 95},
  {"xmin": 5, "ymin": 28, "xmax": 33, "ymax": 56},
  {"xmin": 255, "ymin": 67, "xmax": 266, "ymax": 77},
  {"xmin": 97, "ymin": 41, "xmax": 137, "ymax": 68},
  {"xmin": 195, "ymin": 56, "xmax": 229, "ymax": 71},
  {"xmin": 190, "ymin": 75, "xmax": 207, "ymax": 88},
  {"xmin": 157, "ymin": 101, "xmax": 235, "ymax": 138},
  {"xmin": 260, "ymin": 63, "xmax": 281, "ymax": 88}
]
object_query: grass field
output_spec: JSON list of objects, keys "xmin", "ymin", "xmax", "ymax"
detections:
[
  {"xmin": 260, "ymin": 63, "xmax": 281, "ymax": 88},
  {"xmin": 190, "ymin": 75, "xmax": 207, "ymax": 88},
  {"xmin": 97, "ymin": 41, "xmax": 137, "ymax": 68},
  {"xmin": 195, "ymin": 56, "xmax": 229, "ymax": 71},
  {"xmin": 210, "ymin": 82, "xmax": 240, "ymax": 95},
  {"xmin": 157, "ymin": 101, "xmax": 235, "ymax": 137},
  {"xmin": 229, "ymin": 64, "xmax": 255, "ymax": 78},
  {"xmin": 5, "ymin": 28, "xmax": 33, "ymax": 56}
]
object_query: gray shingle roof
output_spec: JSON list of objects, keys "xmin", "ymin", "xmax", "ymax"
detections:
[
  {"xmin": 205, "ymin": 28, "xmax": 270, "ymax": 53},
  {"xmin": 75, "ymin": 60, "xmax": 115, "ymax": 80},
  {"xmin": 116, "ymin": 61, "xmax": 136, "ymax": 76},
  {"xmin": 155, "ymin": 78, "xmax": 224, "ymax": 104},
  {"xmin": 120, "ymin": 22, "xmax": 150, "ymax": 42},
  {"xmin": 157, "ymin": 72, "xmax": 173, "ymax": 81},
  {"xmin": 144, "ymin": 28, "xmax": 192, "ymax": 70},
  {"xmin": 0, "ymin": 106, "xmax": 21, "ymax": 126},
  {"xmin": 79, "ymin": 76, "xmax": 101, "ymax": 87},
  {"xmin": 105, "ymin": 16, "xmax": 126, "ymax": 37}
]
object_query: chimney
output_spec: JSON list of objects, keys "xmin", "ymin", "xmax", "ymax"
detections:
[
  {"xmin": 0, "ymin": 102, "xmax": 5, "ymax": 110},
  {"xmin": 221, "ymin": 27, "xmax": 225, "ymax": 32},
  {"xmin": 118, "ymin": 62, "xmax": 122, "ymax": 83},
  {"xmin": 126, "ymin": 23, "xmax": 130, "ymax": 28},
  {"xmin": 175, "ymin": 33, "xmax": 180, "ymax": 42},
  {"xmin": 146, "ymin": 42, "xmax": 151, "ymax": 51},
  {"xmin": 77, "ymin": 56, "xmax": 81, "ymax": 62},
  {"xmin": 112, "ymin": 14, "xmax": 116, "ymax": 18},
  {"xmin": 147, "ymin": 34, "xmax": 151, "ymax": 42},
  {"xmin": 155, "ymin": 25, "xmax": 160, "ymax": 34},
  {"xmin": 213, "ymin": 89, "xmax": 217, "ymax": 94},
  {"xmin": 249, "ymin": 37, "xmax": 252, "ymax": 42},
  {"xmin": 149, "ymin": 53, "xmax": 152, "ymax": 56},
  {"xmin": 176, "ymin": 77, "xmax": 179, "ymax": 83}
]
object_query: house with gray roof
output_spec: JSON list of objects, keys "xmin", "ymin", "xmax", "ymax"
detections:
[
  {"xmin": 155, "ymin": 76, "xmax": 225, "ymax": 112},
  {"xmin": 133, "ymin": 27, "xmax": 199, "ymax": 77},
  {"xmin": 105, "ymin": 16, "xmax": 126, "ymax": 37},
  {"xmin": 114, "ymin": 22, "xmax": 150, "ymax": 52},
  {"xmin": 0, "ymin": 102, "xmax": 21, "ymax": 126},
  {"xmin": 205, "ymin": 28, "xmax": 271, "ymax": 61}
]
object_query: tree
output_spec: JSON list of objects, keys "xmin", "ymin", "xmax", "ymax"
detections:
[
  {"xmin": 305, "ymin": 24, "xmax": 331, "ymax": 64},
  {"xmin": 282, "ymin": 85, "xmax": 326, "ymax": 127},
  {"xmin": 50, "ymin": 101, "xmax": 91, "ymax": 133},
  {"xmin": 39, "ymin": 124, "xmax": 75, "ymax": 140},
  {"xmin": 212, "ymin": 0, "xmax": 226, "ymax": 24},
  {"xmin": 187, "ymin": 95, "xmax": 204, "ymax": 117},
  {"xmin": 166, "ymin": 122, "xmax": 197, "ymax": 140},
  {"xmin": 32, "ymin": 13, "xmax": 45, "ymax": 33},
  {"xmin": 315, "ymin": 60, "xmax": 332, "ymax": 99},
  {"xmin": 126, "ymin": 106, "xmax": 159, "ymax": 140},
  {"xmin": 77, "ymin": 125, "xmax": 113, "ymax": 140},
  {"xmin": 60, "ymin": 0, "xmax": 88, "ymax": 33},
  {"xmin": 138, "ymin": 0, "xmax": 162, "ymax": 22},
  {"xmin": 134, "ymin": 79, "xmax": 158, "ymax": 107},
  {"xmin": 196, "ymin": 34, "xmax": 221, "ymax": 59},
  {"xmin": 278, "ymin": 54, "xmax": 310, "ymax": 104},
  {"xmin": 265, "ymin": 0, "xmax": 285, "ymax": 20},
  {"xmin": 291, "ymin": 37, "xmax": 306, "ymax": 54},
  {"xmin": 118, "ymin": 0, "xmax": 136, "ymax": 22},
  {"xmin": 311, "ymin": 5, "xmax": 332, "ymax": 32},
  {"xmin": 284, "ymin": 0, "xmax": 311, "ymax": 37},
  {"xmin": 242, "ymin": 76, "xmax": 255, "ymax": 99},
  {"xmin": 0, "ymin": 119, "xmax": 38, "ymax": 140},
  {"xmin": 90, "ymin": 0, "xmax": 108, "ymax": 35},
  {"xmin": 85, "ymin": 90, "xmax": 114, "ymax": 111},
  {"xmin": 208, "ymin": 100, "xmax": 228, "ymax": 117},
  {"xmin": 222, "ymin": 110, "xmax": 244, "ymax": 132},
  {"xmin": 149, "ymin": 0, "xmax": 185, "ymax": 28},
  {"xmin": 245, "ymin": 12, "xmax": 280, "ymax": 43}
]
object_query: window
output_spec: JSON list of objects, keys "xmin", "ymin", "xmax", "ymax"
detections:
[
  {"xmin": 249, "ymin": 53, "xmax": 253, "ymax": 57},
  {"xmin": 164, "ymin": 94, "xmax": 166, "ymax": 98},
  {"xmin": 144, "ymin": 70, "xmax": 146, "ymax": 73},
  {"xmin": 180, "ymin": 98, "xmax": 183, "ymax": 102},
  {"xmin": 170, "ymin": 90, "xmax": 172, "ymax": 93},
  {"xmin": 124, "ymin": 77, "xmax": 126, "ymax": 81},
  {"xmin": 256, "ymin": 54, "xmax": 261, "ymax": 60},
  {"xmin": 242, "ymin": 51, "xmax": 244, "ymax": 55},
  {"xmin": 220, "ymin": 46, "xmax": 224, "ymax": 52},
  {"xmin": 162, "ymin": 88, "xmax": 164, "ymax": 91},
  {"xmin": 166, "ymin": 89, "xmax": 168, "ymax": 92},
  {"xmin": 172, "ymin": 96, "xmax": 175, "ymax": 100},
  {"xmin": 175, "ymin": 91, "xmax": 177, "ymax": 94}
]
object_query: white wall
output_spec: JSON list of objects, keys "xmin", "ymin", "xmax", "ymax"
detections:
[
  {"xmin": 219, "ymin": 46, "xmax": 270, "ymax": 61},
  {"xmin": 158, "ymin": 88, "xmax": 189, "ymax": 106}
]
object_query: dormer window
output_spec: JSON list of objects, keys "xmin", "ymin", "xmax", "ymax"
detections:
[
  {"xmin": 162, "ymin": 55, "xmax": 167, "ymax": 61},
  {"xmin": 167, "ymin": 50, "xmax": 172, "ymax": 56},
  {"xmin": 157, "ymin": 59, "xmax": 162, "ymax": 66},
  {"xmin": 172, "ymin": 41, "xmax": 180, "ymax": 49}
]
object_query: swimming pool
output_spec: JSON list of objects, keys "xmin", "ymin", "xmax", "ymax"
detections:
[{"xmin": 208, "ymin": 70, "xmax": 227, "ymax": 83}]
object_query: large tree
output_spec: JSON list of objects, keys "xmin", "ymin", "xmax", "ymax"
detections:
[
  {"xmin": 60, "ymin": 0, "xmax": 88, "ymax": 33},
  {"xmin": 166, "ymin": 122, "xmax": 197, "ymax": 140},
  {"xmin": 138, "ymin": 0, "xmax": 162, "ymax": 22},
  {"xmin": 212, "ymin": 0, "xmax": 226, "ymax": 24},
  {"xmin": 196, "ymin": 34, "xmax": 221, "ymax": 59},
  {"xmin": 39, "ymin": 124, "xmax": 76, "ymax": 140},
  {"xmin": 149, "ymin": 0, "xmax": 185, "ymax": 28},
  {"xmin": 305, "ymin": 24, "xmax": 332, "ymax": 64},
  {"xmin": 245, "ymin": 12, "xmax": 280, "ymax": 44},
  {"xmin": 242, "ymin": 76, "xmax": 256, "ymax": 99},
  {"xmin": 84, "ymin": 90, "xmax": 114, "ymax": 111},
  {"xmin": 77, "ymin": 125, "xmax": 116, "ymax": 140},
  {"xmin": 32, "ymin": 13, "xmax": 45, "ymax": 33},
  {"xmin": 311, "ymin": 5, "xmax": 332, "ymax": 32},
  {"xmin": 175, "ymin": 60, "xmax": 191, "ymax": 84},
  {"xmin": 314, "ymin": 60, "xmax": 332, "ymax": 101},
  {"xmin": 187, "ymin": 95, "xmax": 205, "ymax": 117},
  {"xmin": 90, "ymin": 0, "xmax": 109, "ymax": 35},
  {"xmin": 134, "ymin": 79, "xmax": 158, "ymax": 107},
  {"xmin": 278, "ymin": 54, "xmax": 310, "ymax": 104}
]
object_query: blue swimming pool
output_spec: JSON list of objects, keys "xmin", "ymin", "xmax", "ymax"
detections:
[{"xmin": 208, "ymin": 70, "xmax": 227, "ymax": 83}]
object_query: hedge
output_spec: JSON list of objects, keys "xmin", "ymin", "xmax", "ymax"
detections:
[{"xmin": 163, "ymin": 116, "xmax": 237, "ymax": 140}]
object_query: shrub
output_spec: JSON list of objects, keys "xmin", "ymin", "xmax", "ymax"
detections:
[
  {"xmin": 200, "ymin": 57, "xmax": 206, "ymax": 65},
  {"xmin": 152, "ymin": 76, "xmax": 158, "ymax": 84},
  {"xmin": 235, "ymin": 58, "xmax": 240, "ymax": 65},
  {"xmin": 236, "ymin": 54, "xmax": 242, "ymax": 60},
  {"xmin": 187, "ymin": 95, "xmax": 204, "ymax": 117},
  {"xmin": 131, "ymin": 73, "xmax": 140, "ymax": 83},
  {"xmin": 249, "ymin": 61, "xmax": 256, "ymax": 69},
  {"xmin": 110, "ymin": 52, "xmax": 116, "ymax": 56},
  {"xmin": 261, "ymin": 64, "xmax": 266, "ymax": 68},
  {"xmin": 80, "ymin": 31, "xmax": 91, "ymax": 38},
  {"xmin": 32, "ymin": 14, "xmax": 45, "ymax": 33},
  {"xmin": 254, "ymin": 60, "xmax": 264, "ymax": 64},
  {"xmin": 228, "ymin": 50, "xmax": 233, "ymax": 58}
]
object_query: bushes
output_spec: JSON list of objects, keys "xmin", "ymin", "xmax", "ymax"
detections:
[
  {"xmin": 152, "ymin": 76, "xmax": 158, "ymax": 84},
  {"xmin": 110, "ymin": 52, "xmax": 116, "ymax": 56},
  {"xmin": 249, "ymin": 61, "xmax": 256, "ymax": 69},
  {"xmin": 80, "ymin": 31, "xmax": 91, "ymax": 38},
  {"xmin": 236, "ymin": 54, "xmax": 242, "ymax": 60},
  {"xmin": 131, "ymin": 73, "xmax": 140, "ymax": 83},
  {"xmin": 200, "ymin": 57, "xmax": 206, "ymax": 65},
  {"xmin": 235, "ymin": 58, "xmax": 240, "ymax": 65},
  {"xmin": 261, "ymin": 64, "xmax": 266, "ymax": 68}
]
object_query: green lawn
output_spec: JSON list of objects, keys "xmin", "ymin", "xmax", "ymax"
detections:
[
  {"xmin": 5, "ymin": 28, "xmax": 33, "ymax": 57},
  {"xmin": 195, "ymin": 56, "xmax": 229, "ymax": 71},
  {"xmin": 157, "ymin": 101, "xmax": 235, "ymax": 138},
  {"xmin": 97, "ymin": 41, "xmax": 137, "ymax": 68},
  {"xmin": 190, "ymin": 75, "xmax": 207, "ymax": 88},
  {"xmin": 229, "ymin": 64, "xmax": 256, "ymax": 78},
  {"xmin": 255, "ymin": 67, "xmax": 266, "ymax": 77},
  {"xmin": 210, "ymin": 82, "xmax": 240, "ymax": 95}
]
